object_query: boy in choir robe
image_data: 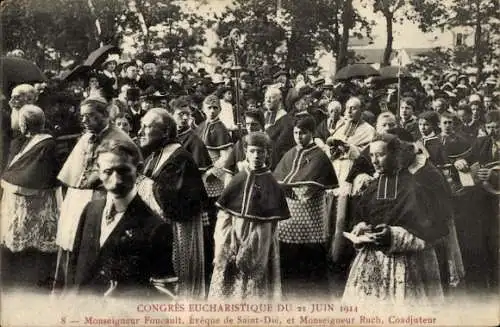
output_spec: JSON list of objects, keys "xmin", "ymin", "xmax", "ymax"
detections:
[
  {"xmin": 274, "ymin": 115, "xmax": 338, "ymax": 298},
  {"xmin": 437, "ymin": 111, "xmax": 496, "ymax": 294},
  {"xmin": 417, "ymin": 111, "xmax": 448, "ymax": 167},
  {"xmin": 401, "ymin": 141, "xmax": 464, "ymax": 295},
  {"xmin": 171, "ymin": 97, "xmax": 213, "ymax": 230},
  {"xmin": 195, "ymin": 94, "xmax": 233, "ymax": 290},
  {"xmin": 223, "ymin": 110, "xmax": 278, "ymax": 181},
  {"xmin": 209, "ymin": 132, "xmax": 290, "ymax": 299},
  {"xmin": 456, "ymin": 104, "xmax": 481, "ymax": 141},
  {"xmin": 438, "ymin": 112, "xmax": 473, "ymax": 194},
  {"xmin": 171, "ymin": 97, "xmax": 213, "ymax": 174},
  {"xmin": 398, "ymin": 97, "xmax": 420, "ymax": 141}
]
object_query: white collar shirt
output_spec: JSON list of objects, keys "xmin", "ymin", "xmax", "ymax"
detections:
[{"xmin": 100, "ymin": 186, "xmax": 138, "ymax": 247}]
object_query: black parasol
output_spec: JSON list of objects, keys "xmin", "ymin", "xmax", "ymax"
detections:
[
  {"xmin": 59, "ymin": 64, "xmax": 92, "ymax": 82},
  {"xmin": 378, "ymin": 66, "xmax": 412, "ymax": 80},
  {"xmin": 83, "ymin": 45, "xmax": 120, "ymax": 68},
  {"xmin": 1, "ymin": 56, "xmax": 46, "ymax": 94},
  {"xmin": 334, "ymin": 64, "xmax": 380, "ymax": 80}
]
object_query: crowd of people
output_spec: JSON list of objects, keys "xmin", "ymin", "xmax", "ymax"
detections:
[{"xmin": 1, "ymin": 50, "xmax": 499, "ymax": 305}]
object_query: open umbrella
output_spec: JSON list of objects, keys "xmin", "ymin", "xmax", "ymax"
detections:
[
  {"xmin": 83, "ymin": 45, "xmax": 120, "ymax": 68},
  {"xmin": 59, "ymin": 65, "xmax": 92, "ymax": 82},
  {"xmin": 1, "ymin": 56, "xmax": 46, "ymax": 94},
  {"xmin": 334, "ymin": 64, "xmax": 380, "ymax": 80},
  {"xmin": 378, "ymin": 66, "xmax": 411, "ymax": 80}
]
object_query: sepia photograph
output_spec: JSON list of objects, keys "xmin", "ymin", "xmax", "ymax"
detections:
[{"xmin": 0, "ymin": 0, "xmax": 498, "ymax": 326}]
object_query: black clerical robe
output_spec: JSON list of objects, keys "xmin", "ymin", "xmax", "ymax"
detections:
[{"xmin": 177, "ymin": 127, "xmax": 213, "ymax": 173}]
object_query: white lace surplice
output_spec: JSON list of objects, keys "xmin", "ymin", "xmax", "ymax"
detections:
[
  {"xmin": 1, "ymin": 185, "xmax": 59, "ymax": 252},
  {"xmin": 342, "ymin": 226, "xmax": 444, "ymax": 306},
  {"xmin": 209, "ymin": 210, "xmax": 281, "ymax": 300}
]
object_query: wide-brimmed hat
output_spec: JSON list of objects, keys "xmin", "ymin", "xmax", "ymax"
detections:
[
  {"xmin": 313, "ymin": 78, "xmax": 325, "ymax": 88},
  {"xmin": 212, "ymin": 73, "xmax": 224, "ymax": 84},
  {"xmin": 485, "ymin": 76, "xmax": 497, "ymax": 85},
  {"xmin": 102, "ymin": 54, "xmax": 120, "ymax": 68},
  {"xmin": 469, "ymin": 94, "xmax": 481, "ymax": 103}
]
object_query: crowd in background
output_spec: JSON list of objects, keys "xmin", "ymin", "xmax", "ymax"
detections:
[{"xmin": 1, "ymin": 48, "xmax": 499, "ymax": 304}]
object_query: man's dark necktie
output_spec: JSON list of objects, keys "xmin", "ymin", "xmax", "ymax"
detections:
[{"xmin": 105, "ymin": 203, "xmax": 117, "ymax": 225}]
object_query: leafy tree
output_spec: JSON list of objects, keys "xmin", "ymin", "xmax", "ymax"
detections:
[
  {"xmin": 1, "ymin": 0, "xmax": 106, "ymax": 68},
  {"xmin": 211, "ymin": 0, "xmax": 373, "ymax": 74},
  {"xmin": 116, "ymin": 0, "xmax": 209, "ymax": 67},
  {"xmin": 406, "ymin": 47, "xmax": 453, "ymax": 77},
  {"xmin": 363, "ymin": 0, "xmax": 447, "ymax": 66},
  {"xmin": 444, "ymin": 0, "xmax": 499, "ymax": 77},
  {"xmin": 210, "ymin": 0, "xmax": 287, "ymax": 74},
  {"xmin": 1, "ymin": 0, "xmax": 208, "ymax": 70}
]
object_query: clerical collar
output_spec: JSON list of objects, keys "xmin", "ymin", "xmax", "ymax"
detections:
[
  {"xmin": 129, "ymin": 107, "xmax": 142, "ymax": 116},
  {"xmin": 297, "ymin": 141, "xmax": 315, "ymax": 150},
  {"xmin": 422, "ymin": 131, "xmax": 436, "ymax": 139},
  {"xmin": 376, "ymin": 171, "xmax": 399, "ymax": 200},
  {"xmin": 246, "ymin": 166, "xmax": 270, "ymax": 175}
]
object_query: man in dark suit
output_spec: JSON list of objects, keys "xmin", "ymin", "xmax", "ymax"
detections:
[
  {"xmin": 124, "ymin": 88, "xmax": 145, "ymax": 137},
  {"xmin": 68, "ymin": 139, "xmax": 173, "ymax": 297}
]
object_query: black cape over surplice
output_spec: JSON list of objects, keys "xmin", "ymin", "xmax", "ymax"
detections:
[
  {"xmin": 217, "ymin": 167, "xmax": 290, "ymax": 222},
  {"xmin": 273, "ymin": 144, "xmax": 337, "ymax": 188},
  {"xmin": 143, "ymin": 144, "xmax": 208, "ymax": 222}
]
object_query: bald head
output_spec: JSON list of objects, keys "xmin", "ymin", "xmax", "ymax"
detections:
[
  {"xmin": 10, "ymin": 84, "xmax": 37, "ymax": 110},
  {"xmin": 376, "ymin": 112, "xmax": 397, "ymax": 133},
  {"xmin": 9, "ymin": 84, "xmax": 38, "ymax": 131},
  {"xmin": 264, "ymin": 87, "xmax": 282, "ymax": 112},
  {"xmin": 344, "ymin": 97, "xmax": 363, "ymax": 121},
  {"xmin": 327, "ymin": 101, "xmax": 342, "ymax": 118},
  {"xmin": 18, "ymin": 104, "xmax": 45, "ymax": 135},
  {"xmin": 138, "ymin": 108, "xmax": 177, "ymax": 147}
]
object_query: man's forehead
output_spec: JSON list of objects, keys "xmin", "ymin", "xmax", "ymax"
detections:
[
  {"xmin": 370, "ymin": 141, "xmax": 387, "ymax": 151},
  {"xmin": 11, "ymin": 88, "xmax": 28, "ymax": 96},
  {"xmin": 174, "ymin": 107, "xmax": 191, "ymax": 114},
  {"xmin": 141, "ymin": 112, "xmax": 160, "ymax": 125},
  {"xmin": 80, "ymin": 104, "xmax": 97, "ymax": 114},
  {"xmin": 246, "ymin": 145, "xmax": 265, "ymax": 150},
  {"xmin": 98, "ymin": 152, "xmax": 135, "ymax": 166},
  {"xmin": 380, "ymin": 117, "xmax": 396, "ymax": 123}
]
